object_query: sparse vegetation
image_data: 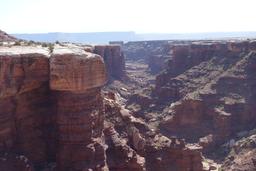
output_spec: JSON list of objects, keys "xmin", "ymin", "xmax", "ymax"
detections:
[
  {"xmin": 42, "ymin": 43, "xmax": 48, "ymax": 47},
  {"xmin": 27, "ymin": 40, "xmax": 35, "ymax": 46},
  {"xmin": 14, "ymin": 41, "xmax": 21, "ymax": 46},
  {"xmin": 48, "ymin": 43, "xmax": 54, "ymax": 53},
  {"xmin": 41, "ymin": 42, "xmax": 54, "ymax": 53}
]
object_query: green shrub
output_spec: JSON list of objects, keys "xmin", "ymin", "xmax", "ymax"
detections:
[
  {"xmin": 42, "ymin": 43, "xmax": 48, "ymax": 47},
  {"xmin": 27, "ymin": 40, "xmax": 35, "ymax": 46},
  {"xmin": 14, "ymin": 41, "xmax": 21, "ymax": 46},
  {"xmin": 48, "ymin": 44, "xmax": 54, "ymax": 53}
]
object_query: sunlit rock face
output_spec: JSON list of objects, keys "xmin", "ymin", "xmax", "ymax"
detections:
[
  {"xmin": 50, "ymin": 46, "xmax": 107, "ymax": 91},
  {"xmin": 155, "ymin": 40, "xmax": 256, "ymax": 148},
  {"xmin": 94, "ymin": 45, "xmax": 125, "ymax": 80},
  {"xmin": 0, "ymin": 45, "xmax": 108, "ymax": 171},
  {"xmin": 0, "ymin": 46, "xmax": 53, "ymax": 167},
  {"xmin": 0, "ymin": 46, "xmax": 50, "ymax": 98},
  {"xmin": 50, "ymin": 46, "xmax": 108, "ymax": 171}
]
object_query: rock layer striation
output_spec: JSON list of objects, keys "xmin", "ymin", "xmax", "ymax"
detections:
[{"xmin": 0, "ymin": 45, "xmax": 108, "ymax": 171}]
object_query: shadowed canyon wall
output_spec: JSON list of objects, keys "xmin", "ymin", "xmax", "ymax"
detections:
[{"xmin": 94, "ymin": 45, "xmax": 125, "ymax": 81}]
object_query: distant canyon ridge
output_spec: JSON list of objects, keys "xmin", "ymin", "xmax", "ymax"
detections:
[{"xmin": 12, "ymin": 31, "xmax": 256, "ymax": 44}]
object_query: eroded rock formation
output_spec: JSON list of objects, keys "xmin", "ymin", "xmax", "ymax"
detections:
[
  {"xmin": 0, "ymin": 44, "xmax": 206, "ymax": 171},
  {"xmin": 103, "ymin": 92, "xmax": 205, "ymax": 171},
  {"xmin": 154, "ymin": 40, "xmax": 256, "ymax": 150},
  {"xmin": 0, "ymin": 46, "xmax": 53, "ymax": 168},
  {"xmin": 0, "ymin": 45, "xmax": 108, "ymax": 170},
  {"xmin": 50, "ymin": 46, "xmax": 108, "ymax": 171},
  {"xmin": 94, "ymin": 45, "xmax": 125, "ymax": 80},
  {"xmin": 221, "ymin": 129, "xmax": 256, "ymax": 171}
]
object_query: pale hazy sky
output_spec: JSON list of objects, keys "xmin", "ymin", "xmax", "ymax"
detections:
[{"xmin": 1, "ymin": 0, "xmax": 256, "ymax": 34}]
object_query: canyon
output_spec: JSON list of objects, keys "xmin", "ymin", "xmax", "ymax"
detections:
[{"xmin": 0, "ymin": 32, "xmax": 256, "ymax": 171}]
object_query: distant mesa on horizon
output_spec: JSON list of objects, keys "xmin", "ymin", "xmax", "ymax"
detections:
[
  {"xmin": 1, "ymin": 29, "xmax": 256, "ymax": 44},
  {"xmin": 12, "ymin": 31, "xmax": 256, "ymax": 44}
]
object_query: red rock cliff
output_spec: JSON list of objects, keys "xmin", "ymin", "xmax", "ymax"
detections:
[
  {"xmin": 154, "ymin": 40, "xmax": 256, "ymax": 150},
  {"xmin": 50, "ymin": 46, "xmax": 108, "ymax": 170},
  {"xmin": 94, "ymin": 45, "xmax": 125, "ymax": 81},
  {"xmin": 0, "ymin": 45, "xmax": 108, "ymax": 170},
  {"xmin": 0, "ymin": 46, "xmax": 53, "ymax": 169}
]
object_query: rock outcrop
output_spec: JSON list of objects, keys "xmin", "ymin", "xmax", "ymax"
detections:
[
  {"xmin": 104, "ymin": 92, "xmax": 205, "ymax": 171},
  {"xmin": 94, "ymin": 45, "xmax": 125, "ymax": 80},
  {"xmin": 0, "ymin": 45, "xmax": 108, "ymax": 171},
  {"xmin": 0, "ymin": 46, "xmax": 53, "ymax": 167},
  {"xmin": 221, "ymin": 130, "xmax": 256, "ymax": 171},
  {"xmin": 51, "ymin": 46, "xmax": 108, "ymax": 171}
]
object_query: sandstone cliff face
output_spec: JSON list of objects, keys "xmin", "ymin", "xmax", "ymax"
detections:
[
  {"xmin": 0, "ymin": 45, "xmax": 108, "ymax": 171},
  {"xmin": 155, "ymin": 40, "xmax": 256, "ymax": 100},
  {"xmin": 0, "ymin": 47, "xmax": 53, "ymax": 168},
  {"xmin": 155, "ymin": 40, "xmax": 256, "ymax": 150},
  {"xmin": 94, "ymin": 45, "xmax": 125, "ymax": 80},
  {"xmin": 123, "ymin": 41, "xmax": 170, "ymax": 73},
  {"xmin": 51, "ymin": 46, "xmax": 108, "ymax": 171}
]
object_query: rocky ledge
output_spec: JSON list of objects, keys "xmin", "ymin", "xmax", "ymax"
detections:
[{"xmin": 0, "ymin": 45, "xmax": 107, "ymax": 170}]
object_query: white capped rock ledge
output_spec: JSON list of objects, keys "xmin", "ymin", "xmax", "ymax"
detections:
[{"xmin": 50, "ymin": 46, "xmax": 107, "ymax": 92}]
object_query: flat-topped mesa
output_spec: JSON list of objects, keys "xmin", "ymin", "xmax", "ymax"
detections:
[
  {"xmin": 93, "ymin": 45, "xmax": 125, "ymax": 81},
  {"xmin": 50, "ymin": 46, "xmax": 108, "ymax": 171}
]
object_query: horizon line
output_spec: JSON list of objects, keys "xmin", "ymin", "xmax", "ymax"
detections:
[{"xmin": 10, "ymin": 31, "xmax": 256, "ymax": 35}]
